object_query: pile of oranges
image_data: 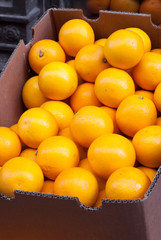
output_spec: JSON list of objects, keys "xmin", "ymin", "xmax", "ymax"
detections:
[{"xmin": 0, "ymin": 18, "xmax": 161, "ymax": 208}]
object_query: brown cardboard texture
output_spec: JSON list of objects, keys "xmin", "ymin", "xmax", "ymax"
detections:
[{"xmin": 0, "ymin": 9, "xmax": 161, "ymax": 240}]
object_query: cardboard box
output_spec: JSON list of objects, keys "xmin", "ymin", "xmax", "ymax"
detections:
[{"xmin": 0, "ymin": 9, "xmax": 161, "ymax": 240}]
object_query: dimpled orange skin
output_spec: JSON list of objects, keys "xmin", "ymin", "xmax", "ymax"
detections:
[
  {"xmin": 18, "ymin": 108, "xmax": 58, "ymax": 148},
  {"xmin": 41, "ymin": 180, "xmax": 55, "ymax": 194},
  {"xmin": 137, "ymin": 166, "xmax": 157, "ymax": 183},
  {"xmin": 94, "ymin": 189, "xmax": 107, "ymax": 207},
  {"xmin": 38, "ymin": 62, "xmax": 78, "ymax": 100},
  {"xmin": 88, "ymin": 134, "xmax": 136, "ymax": 179},
  {"xmin": 28, "ymin": 39, "xmax": 66, "ymax": 74},
  {"xmin": 132, "ymin": 125, "xmax": 161, "ymax": 168},
  {"xmin": 116, "ymin": 95, "xmax": 157, "ymax": 137},
  {"xmin": 126, "ymin": 27, "xmax": 151, "ymax": 53},
  {"xmin": 75, "ymin": 44, "xmax": 110, "ymax": 83},
  {"xmin": 79, "ymin": 158, "xmax": 106, "ymax": 191},
  {"xmin": 70, "ymin": 83, "xmax": 102, "ymax": 112},
  {"xmin": 135, "ymin": 90, "xmax": 154, "ymax": 101},
  {"xmin": 154, "ymin": 82, "xmax": 161, "ymax": 112},
  {"xmin": 58, "ymin": 127, "xmax": 87, "ymax": 160},
  {"xmin": 94, "ymin": 68, "xmax": 135, "ymax": 108},
  {"xmin": 22, "ymin": 76, "xmax": 48, "ymax": 109},
  {"xmin": 66, "ymin": 59, "xmax": 84, "ymax": 85},
  {"xmin": 36, "ymin": 136, "xmax": 79, "ymax": 180},
  {"xmin": 59, "ymin": 19, "xmax": 95, "ymax": 57},
  {"xmin": 133, "ymin": 52, "xmax": 161, "ymax": 90},
  {"xmin": 53, "ymin": 167, "xmax": 99, "ymax": 207},
  {"xmin": 20, "ymin": 148, "xmax": 37, "ymax": 161},
  {"xmin": 100, "ymin": 106, "xmax": 121, "ymax": 134},
  {"xmin": 104, "ymin": 29, "xmax": 144, "ymax": 69},
  {"xmin": 95, "ymin": 38, "xmax": 107, "ymax": 47},
  {"xmin": 105, "ymin": 167, "xmax": 151, "ymax": 200},
  {"xmin": 0, "ymin": 157, "xmax": 44, "ymax": 197},
  {"xmin": 41, "ymin": 101, "xmax": 74, "ymax": 130},
  {"xmin": 0, "ymin": 127, "xmax": 21, "ymax": 166},
  {"xmin": 70, "ymin": 106, "xmax": 114, "ymax": 148}
]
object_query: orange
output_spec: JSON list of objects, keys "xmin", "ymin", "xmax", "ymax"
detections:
[
  {"xmin": 58, "ymin": 127, "xmax": 87, "ymax": 160},
  {"xmin": 135, "ymin": 90, "xmax": 154, "ymax": 101},
  {"xmin": 94, "ymin": 67, "xmax": 135, "ymax": 108},
  {"xmin": 132, "ymin": 125, "xmax": 161, "ymax": 168},
  {"xmin": 105, "ymin": 167, "xmax": 150, "ymax": 200},
  {"xmin": 18, "ymin": 108, "xmax": 58, "ymax": 148},
  {"xmin": 66, "ymin": 59, "xmax": 84, "ymax": 85},
  {"xmin": 116, "ymin": 95, "xmax": 157, "ymax": 137},
  {"xmin": 41, "ymin": 101, "xmax": 74, "ymax": 130},
  {"xmin": 10, "ymin": 123, "xmax": 26, "ymax": 149},
  {"xmin": 137, "ymin": 166, "xmax": 157, "ymax": 183},
  {"xmin": 70, "ymin": 106, "xmax": 113, "ymax": 148},
  {"xmin": 28, "ymin": 39, "xmax": 66, "ymax": 74},
  {"xmin": 86, "ymin": 0, "xmax": 110, "ymax": 14},
  {"xmin": 94, "ymin": 189, "xmax": 106, "ymax": 207},
  {"xmin": 126, "ymin": 27, "xmax": 151, "ymax": 53},
  {"xmin": 95, "ymin": 38, "xmax": 107, "ymax": 47},
  {"xmin": 0, "ymin": 157, "xmax": 44, "ymax": 197},
  {"xmin": 151, "ymin": 49, "xmax": 161, "ymax": 54},
  {"xmin": 53, "ymin": 167, "xmax": 98, "ymax": 207},
  {"xmin": 0, "ymin": 127, "xmax": 21, "ymax": 166},
  {"xmin": 36, "ymin": 136, "xmax": 79, "ymax": 180},
  {"xmin": 100, "ymin": 106, "xmax": 121, "ymax": 134},
  {"xmin": 156, "ymin": 117, "xmax": 161, "ymax": 126},
  {"xmin": 75, "ymin": 44, "xmax": 110, "ymax": 83},
  {"xmin": 110, "ymin": 0, "xmax": 140, "ymax": 13},
  {"xmin": 59, "ymin": 19, "xmax": 95, "ymax": 57},
  {"xmin": 22, "ymin": 76, "xmax": 47, "ymax": 109},
  {"xmin": 79, "ymin": 158, "xmax": 106, "ymax": 191},
  {"xmin": 133, "ymin": 52, "xmax": 161, "ymax": 90},
  {"xmin": 38, "ymin": 62, "xmax": 78, "ymax": 100},
  {"xmin": 154, "ymin": 82, "xmax": 161, "ymax": 112},
  {"xmin": 88, "ymin": 134, "xmax": 136, "ymax": 179},
  {"xmin": 70, "ymin": 83, "xmax": 101, "ymax": 112},
  {"xmin": 41, "ymin": 180, "xmax": 55, "ymax": 194},
  {"xmin": 20, "ymin": 148, "xmax": 37, "ymax": 161},
  {"xmin": 104, "ymin": 29, "xmax": 144, "ymax": 69}
]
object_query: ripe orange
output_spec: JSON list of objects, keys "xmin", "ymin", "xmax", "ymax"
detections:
[
  {"xmin": 0, "ymin": 127, "xmax": 21, "ymax": 166},
  {"xmin": 59, "ymin": 19, "xmax": 95, "ymax": 57},
  {"xmin": 132, "ymin": 125, "xmax": 161, "ymax": 168},
  {"xmin": 36, "ymin": 136, "xmax": 79, "ymax": 180},
  {"xmin": 18, "ymin": 108, "xmax": 58, "ymax": 148},
  {"xmin": 20, "ymin": 148, "xmax": 37, "ymax": 161},
  {"xmin": 94, "ymin": 189, "xmax": 106, "ymax": 207},
  {"xmin": 41, "ymin": 180, "xmax": 55, "ymax": 194},
  {"xmin": 105, "ymin": 167, "xmax": 151, "ymax": 200},
  {"xmin": 75, "ymin": 44, "xmax": 110, "ymax": 83},
  {"xmin": 41, "ymin": 101, "xmax": 74, "ymax": 130},
  {"xmin": 70, "ymin": 106, "xmax": 113, "ymax": 148},
  {"xmin": 95, "ymin": 38, "xmax": 107, "ymax": 47},
  {"xmin": 126, "ymin": 27, "xmax": 151, "ymax": 53},
  {"xmin": 151, "ymin": 48, "xmax": 161, "ymax": 54},
  {"xmin": 133, "ymin": 52, "xmax": 161, "ymax": 90},
  {"xmin": 86, "ymin": 0, "xmax": 110, "ymax": 14},
  {"xmin": 116, "ymin": 95, "xmax": 157, "ymax": 137},
  {"xmin": 104, "ymin": 29, "xmax": 144, "ymax": 69},
  {"xmin": 79, "ymin": 158, "xmax": 106, "ymax": 191},
  {"xmin": 88, "ymin": 134, "xmax": 136, "ymax": 179},
  {"xmin": 154, "ymin": 82, "xmax": 161, "ymax": 112},
  {"xmin": 22, "ymin": 76, "xmax": 47, "ymax": 109},
  {"xmin": 135, "ymin": 90, "xmax": 154, "ymax": 101},
  {"xmin": 10, "ymin": 123, "xmax": 26, "ymax": 150},
  {"xmin": 70, "ymin": 83, "xmax": 101, "ymax": 112},
  {"xmin": 0, "ymin": 157, "xmax": 44, "ymax": 197},
  {"xmin": 137, "ymin": 166, "xmax": 157, "ymax": 183},
  {"xmin": 28, "ymin": 39, "xmax": 66, "ymax": 74},
  {"xmin": 156, "ymin": 117, "xmax": 161, "ymax": 126},
  {"xmin": 66, "ymin": 59, "xmax": 84, "ymax": 85},
  {"xmin": 94, "ymin": 68, "xmax": 135, "ymax": 108},
  {"xmin": 38, "ymin": 62, "xmax": 78, "ymax": 100},
  {"xmin": 58, "ymin": 127, "xmax": 87, "ymax": 160},
  {"xmin": 110, "ymin": 0, "xmax": 140, "ymax": 13},
  {"xmin": 100, "ymin": 106, "xmax": 121, "ymax": 134},
  {"xmin": 53, "ymin": 167, "xmax": 98, "ymax": 207}
]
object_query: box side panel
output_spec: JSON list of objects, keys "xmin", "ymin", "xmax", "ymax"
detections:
[
  {"xmin": 0, "ymin": 192, "xmax": 147, "ymax": 240},
  {"xmin": 52, "ymin": 9, "xmax": 161, "ymax": 49}
]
